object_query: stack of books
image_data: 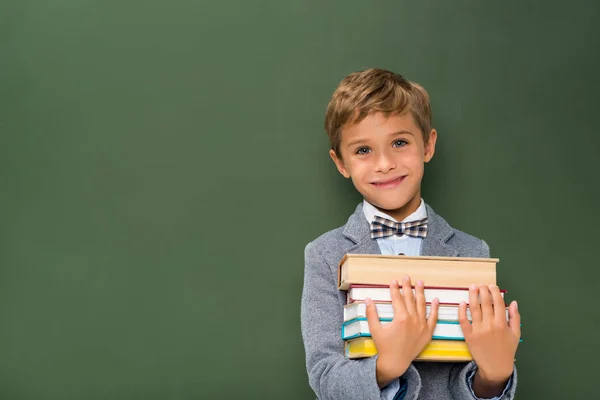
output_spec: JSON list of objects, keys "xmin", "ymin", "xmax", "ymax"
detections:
[{"xmin": 337, "ymin": 254, "xmax": 509, "ymax": 362}]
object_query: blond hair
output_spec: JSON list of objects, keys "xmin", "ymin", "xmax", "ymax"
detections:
[{"xmin": 325, "ymin": 68, "xmax": 432, "ymax": 156}]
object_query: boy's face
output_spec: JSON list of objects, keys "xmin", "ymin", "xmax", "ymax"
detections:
[{"xmin": 330, "ymin": 112, "xmax": 437, "ymax": 222}]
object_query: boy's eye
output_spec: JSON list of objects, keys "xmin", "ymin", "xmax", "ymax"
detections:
[
  {"xmin": 393, "ymin": 139, "xmax": 408, "ymax": 147},
  {"xmin": 355, "ymin": 147, "xmax": 371, "ymax": 155}
]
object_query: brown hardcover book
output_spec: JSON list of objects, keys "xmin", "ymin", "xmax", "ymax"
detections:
[{"xmin": 337, "ymin": 254, "xmax": 498, "ymax": 290}]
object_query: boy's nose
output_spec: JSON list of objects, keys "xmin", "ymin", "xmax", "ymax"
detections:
[{"xmin": 374, "ymin": 152, "xmax": 396, "ymax": 173}]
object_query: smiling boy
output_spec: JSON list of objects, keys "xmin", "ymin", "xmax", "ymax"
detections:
[{"xmin": 300, "ymin": 69, "xmax": 521, "ymax": 400}]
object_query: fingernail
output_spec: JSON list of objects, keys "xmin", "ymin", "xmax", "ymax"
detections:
[
  {"xmin": 514, "ymin": 301, "xmax": 518, "ymax": 310},
  {"xmin": 489, "ymin": 284, "xmax": 496, "ymax": 289},
  {"xmin": 403, "ymin": 275, "xmax": 410, "ymax": 282},
  {"xmin": 365, "ymin": 298, "xmax": 372, "ymax": 306},
  {"xmin": 392, "ymin": 279, "xmax": 398, "ymax": 286},
  {"xmin": 470, "ymin": 284, "xmax": 477, "ymax": 290},
  {"xmin": 417, "ymin": 280, "xmax": 423, "ymax": 287},
  {"xmin": 433, "ymin": 297, "xmax": 439, "ymax": 305}
]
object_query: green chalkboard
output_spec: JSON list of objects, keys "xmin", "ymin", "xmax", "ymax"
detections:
[{"xmin": 1, "ymin": 0, "xmax": 598, "ymax": 398}]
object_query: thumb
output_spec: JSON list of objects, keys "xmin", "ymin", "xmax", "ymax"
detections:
[
  {"xmin": 508, "ymin": 301, "xmax": 521, "ymax": 340},
  {"xmin": 427, "ymin": 298, "xmax": 439, "ymax": 335},
  {"xmin": 364, "ymin": 298, "xmax": 382, "ymax": 339},
  {"xmin": 458, "ymin": 301, "xmax": 472, "ymax": 339}
]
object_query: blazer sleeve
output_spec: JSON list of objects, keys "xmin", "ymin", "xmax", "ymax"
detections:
[
  {"xmin": 449, "ymin": 239, "xmax": 518, "ymax": 400},
  {"xmin": 301, "ymin": 241, "xmax": 419, "ymax": 400}
]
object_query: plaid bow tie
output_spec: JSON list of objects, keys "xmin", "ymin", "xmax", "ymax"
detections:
[{"xmin": 370, "ymin": 216, "xmax": 428, "ymax": 239}]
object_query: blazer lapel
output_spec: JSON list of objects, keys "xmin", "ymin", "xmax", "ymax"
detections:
[
  {"xmin": 421, "ymin": 203, "xmax": 459, "ymax": 257},
  {"xmin": 342, "ymin": 203, "xmax": 381, "ymax": 255}
]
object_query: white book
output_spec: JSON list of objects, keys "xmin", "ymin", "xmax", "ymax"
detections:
[
  {"xmin": 341, "ymin": 318, "xmax": 466, "ymax": 341},
  {"xmin": 343, "ymin": 301, "xmax": 510, "ymax": 322}
]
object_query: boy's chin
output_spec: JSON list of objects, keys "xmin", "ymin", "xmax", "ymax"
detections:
[
  {"xmin": 364, "ymin": 195, "xmax": 421, "ymax": 216},
  {"xmin": 374, "ymin": 203, "xmax": 411, "ymax": 213}
]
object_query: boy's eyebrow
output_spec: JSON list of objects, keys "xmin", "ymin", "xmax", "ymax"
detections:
[
  {"xmin": 346, "ymin": 138, "xmax": 368, "ymax": 148},
  {"xmin": 390, "ymin": 130, "xmax": 415, "ymax": 137},
  {"xmin": 346, "ymin": 131, "xmax": 416, "ymax": 148}
]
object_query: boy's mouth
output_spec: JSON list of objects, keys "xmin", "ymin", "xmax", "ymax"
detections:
[{"xmin": 371, "ymin": 175, "xmax": 406, "ymax": 188}]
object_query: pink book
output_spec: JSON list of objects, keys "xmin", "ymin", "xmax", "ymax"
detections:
[{"xmin": 346, "ymin": 284, "xmax": 507, "ymax": 305}]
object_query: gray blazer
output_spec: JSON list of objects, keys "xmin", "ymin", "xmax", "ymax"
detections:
[{"xmin": 300, "ymin": 202, "xmax": 517, "ymax": 400}]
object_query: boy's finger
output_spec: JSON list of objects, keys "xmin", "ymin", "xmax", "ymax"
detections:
[
  {"xmin": 458, "ymin": 301, "xmax": 472, "ymax": 339},
  {"xmin": 415, "ymin": 280, "xmax": 427, "ymax": 320},
  {"xmin": 468, "ymin": 284, "xmax": 481, "ymax": 323},
  {"xmin": 390, "ymin": 280, "xmax": 408, "ymax": 317},
  {"xmin": 427, "ymin": 298, "xmax": 439, "ymax": 335},
  {"xmin": 489, "ymin": 284, "xmax": 507, "ymax": 325},
  {"xmin": 508, "ymin": 301, "xmax": 521, "ymax": 340},
  {"xmin": 402, "ymin": 275, "xmax": 416, "ymax": 315},
  {"xmin": 364, "ymin": 298, "xmax": 382, "ymax": 338},
  {"xmin": 479, "ymin": 284, "xmax": 493, "ymax": 323}
]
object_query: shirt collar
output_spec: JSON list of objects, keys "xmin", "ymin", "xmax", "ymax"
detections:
[{"xmin": 362, "ymin": 198, "xmax": 427, "ymax": 224}]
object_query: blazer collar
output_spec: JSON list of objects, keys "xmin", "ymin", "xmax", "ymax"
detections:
[
  {"xmin": 342, "ymin": 202, "xmax": 458, "ymax": 257},
  {"xmin": 421, "ymin": 203, "xmax": 458, "ymax": 257}
]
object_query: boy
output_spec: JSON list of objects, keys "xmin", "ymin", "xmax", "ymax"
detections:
[{"xmin": 300, "ymin": 69, "xmax": 521, "ymax": 400}]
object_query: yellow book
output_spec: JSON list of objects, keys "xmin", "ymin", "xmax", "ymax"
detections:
[{"xmin": 345, "ymin": 338, "xmax": 472, "ymax": 362}]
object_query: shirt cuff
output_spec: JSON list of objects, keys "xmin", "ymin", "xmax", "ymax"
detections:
[
  {"xmin": 381, "ymin": 378, "xmax": 407, "ymax": 400},
  {"xmin": 467, "ymin": 368, "xmax": 513, "ymax": 400}
]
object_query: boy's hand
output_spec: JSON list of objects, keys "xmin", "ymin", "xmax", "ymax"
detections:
[
  {"xmin": 458, "ymin": 284, "xmax": 521, "ymax": 396},
  {"xmin": 365, "ymin": 276, "xmax": 439, "ymax": 388}
]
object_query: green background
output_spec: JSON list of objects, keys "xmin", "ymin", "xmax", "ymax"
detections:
[{"xmin": 1, "ymin": 0, "xmax": 598, "ymax": 398}]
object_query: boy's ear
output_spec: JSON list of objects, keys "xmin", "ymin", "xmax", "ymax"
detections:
[
  {"xmin": 424, "ymin": 129, "xmax": 437, "ymax": 163},
  {"xmin": 329, "ymin": 149, "xmax": 351, "ymax": 178}
]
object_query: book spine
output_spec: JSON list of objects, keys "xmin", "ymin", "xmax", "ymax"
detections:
[
  {"xmin": 345, "ymin": 338, "xmax": 473, "ymax": 361},
  {"xmin": 339, "ymin": 258, "xmax": 497, "ymax": 289}
]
